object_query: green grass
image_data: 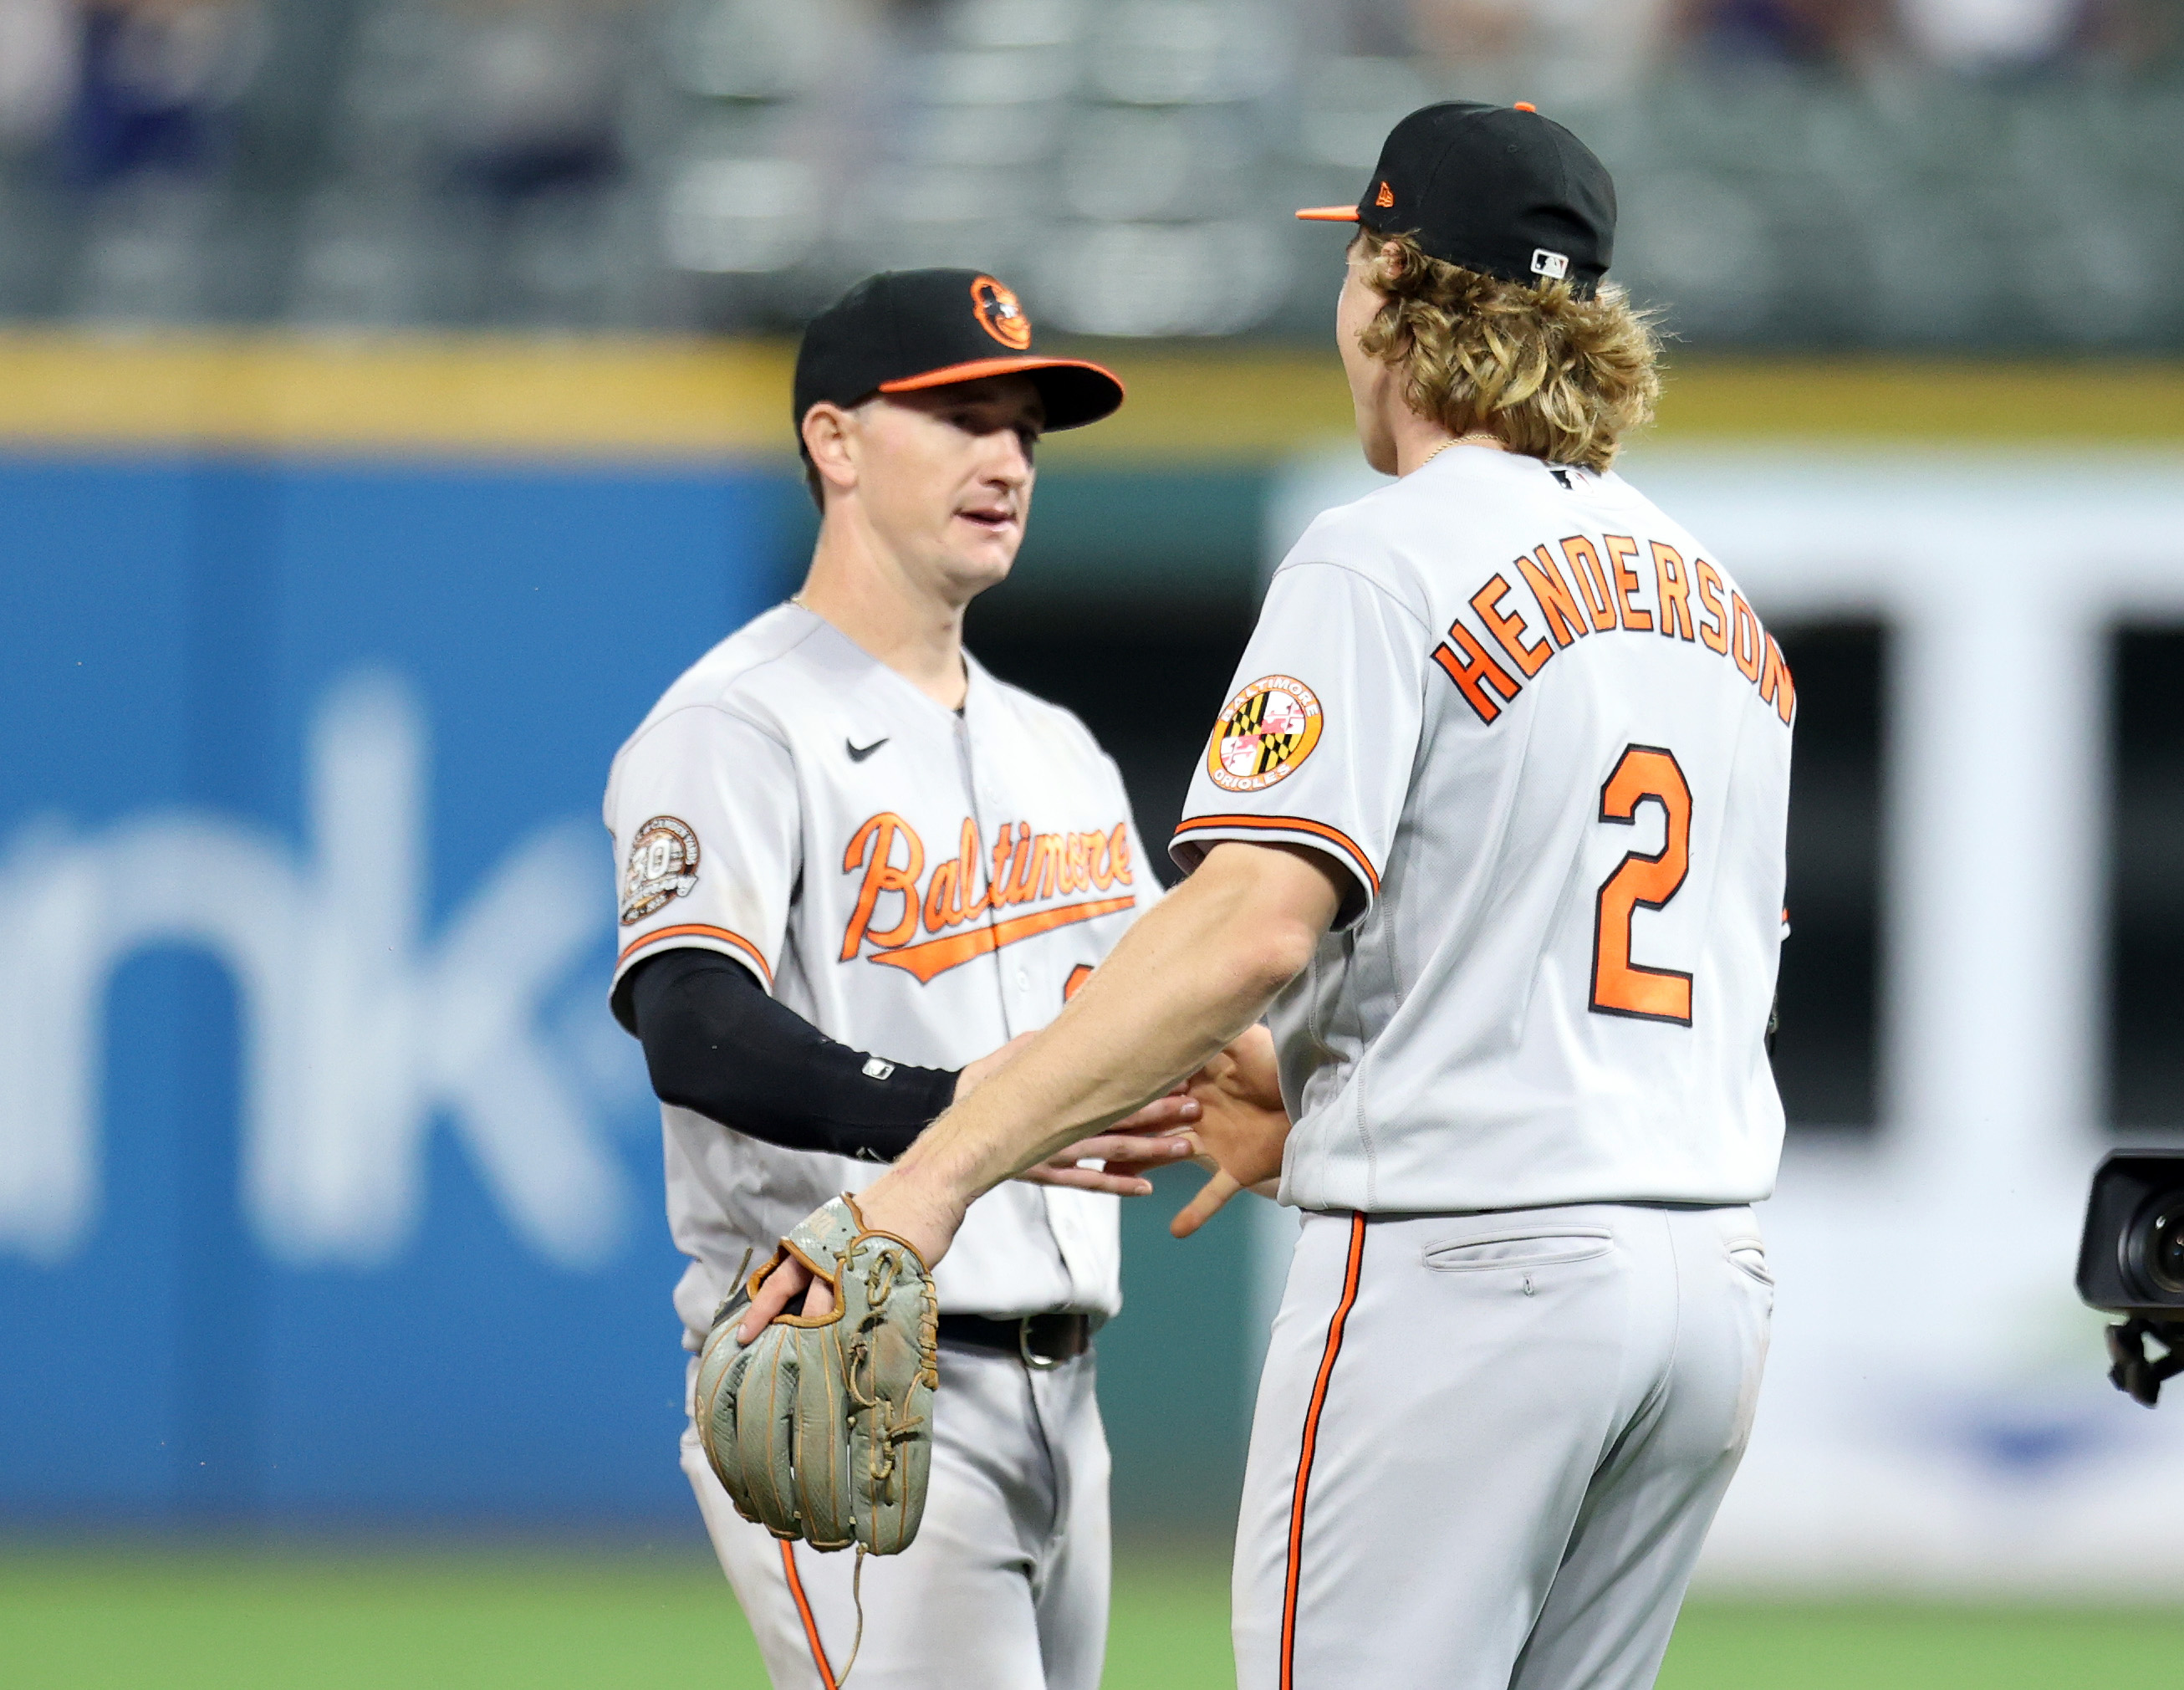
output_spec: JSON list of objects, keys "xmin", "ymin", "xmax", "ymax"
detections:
[
  {"xmin": 1659, "ymin": 1601, "xmax": 2184, "ymax": 1688},
  {"xmin": 4, "ymin": 1542, "xmax": 2182, "ymax": 1687}
]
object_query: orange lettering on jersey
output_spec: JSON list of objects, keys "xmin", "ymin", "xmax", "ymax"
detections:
[
  {"xmin": 1759, "ymin": 634, "xmax": 1796, "ymax": 725},
  {"xmin": 1431, "ymin": 621, "xmax": 1523, "ymax": 724},
  {"xmin": 1650, "ymin": 541, "xmax": 1695, "ymax": 642},
  {"xmin": 1087, "ymin": 828, "xmax": 1113, "ymax": 890},
  {"xmin": 1003, "ymin": 824, "xmax": 1035, "ymax": 904},
  {"xmin": 1604, "ymin": 534, "xmax": 1651, "ymax": 631},
  {"xmin": 1692, "ymin": 558, "xmax": 1729, "ymax": 655},
  {"xmin": 845, "ymin": 812, "xmax": 1135, "ymax": 978},
  {"xmin": 1448, "ymin": 541, "xmax": 1787, "ymax": 734},
  {"xmin": 1109, "ymin": 823, "xmax": 1133, "ymax": 886},
  {"xmin": 841, "ymin": 813, "xmax": 925, "ymax": 957},
  {"xmin": 1472, "ymin": 574, "xmax": 1553, "ymax": 677},
  {"xmin": 923, "ymin": 859, "xmax": 958, "ymax": 932},
  {"xmin": 915, "ymin": 819, "xmax": 998, "ymax": 935},
  {"xmin": 1028, "ymin": 834, "xmax": 1062, "ymax": 899},
  {"xmin": 1559, "ymin": 535, "xmax": 1617, "ymax": 631},
  {"xmin": 1729, "ymin": 592, "xmax": 1763, "ymax": 682},
  {"xmin": 956, "ymin": 819, "xmax": 991, "ymax": 922},
  {"xmin": 869, "ymin": 896, "xmax": 1136, "ymax": 985},
  {"xmin": 1516, "ymin": 545, "xmax": 1588, "ymax": 647}
]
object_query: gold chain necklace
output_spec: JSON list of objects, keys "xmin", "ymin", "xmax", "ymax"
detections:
[{"xmin": 1417, "ymin": 431, "xmax": 1504, "ymax": 471}]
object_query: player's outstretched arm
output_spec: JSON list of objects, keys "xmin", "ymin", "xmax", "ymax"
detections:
[
  {"xmin": 739, "ymin": 840, "xmax": 1343, "ymax": 1339},
  {"xmin": 961, "ymin": 1034, "xmax": 1203, "ymax": 1192}
]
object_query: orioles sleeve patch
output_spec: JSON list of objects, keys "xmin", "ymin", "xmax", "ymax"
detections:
[
  {"xmin": 1207, "ymin": 675, "xmax": 1324, "ymax": 793},
  {"xmin": 620, "ymin": 814, "xmax": 700, "ymax": 924}
]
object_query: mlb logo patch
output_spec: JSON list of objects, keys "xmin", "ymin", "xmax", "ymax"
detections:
[{"xmin": 1530, "ymin": 248, "xmax": 1569, "ymax": 280}]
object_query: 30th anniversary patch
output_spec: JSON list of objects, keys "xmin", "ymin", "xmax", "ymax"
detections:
[
  {"xmin": 620, "ymin": 814, "xmax": 700, "ymax": 924},
  {"xmin": 1208, "ymin": 675, "xmax": 1324, "ymax": 793}
]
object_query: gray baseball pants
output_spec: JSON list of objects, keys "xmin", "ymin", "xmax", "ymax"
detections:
[
  {"xmin": 684, "ymin": 1338, "xmax": 1110, "ymax": 1690},
  {"xmin": 1233, "ymin": 1202, "xmax": 1773, "ymax": 1690}
]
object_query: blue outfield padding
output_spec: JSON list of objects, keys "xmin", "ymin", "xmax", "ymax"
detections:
[{"xmin": 0, "ymin": 454, "xmax": 801, "ymax": 1524}]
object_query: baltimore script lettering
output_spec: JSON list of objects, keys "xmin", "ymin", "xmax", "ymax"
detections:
[{"xmin": 839, "ymin": 815, "xmax": 1136, "ymax": 981}]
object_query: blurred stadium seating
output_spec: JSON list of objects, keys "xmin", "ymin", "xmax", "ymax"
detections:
[{"xmin": 0, "ymin": 0, "xmax": 2176, "ymax": 344}]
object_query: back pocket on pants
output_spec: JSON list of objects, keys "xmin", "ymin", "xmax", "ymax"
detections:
[{"xmin": 1422, "ymin": 1228, "xmax": 1612, "ymax": 1273}]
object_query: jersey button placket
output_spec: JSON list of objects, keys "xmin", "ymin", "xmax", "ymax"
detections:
[{"xmin": 952, "ymin": 703, "xmax": 1018, "ymax": 1036}]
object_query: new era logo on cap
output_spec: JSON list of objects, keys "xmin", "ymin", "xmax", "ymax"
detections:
[
  {"xmin": 1530, "ymin": 248, "xmax": 1569, "ymax": 280},
  {"xmin": 1375, "ymin": 181, "xmax": 1395, "ymax": 208}
]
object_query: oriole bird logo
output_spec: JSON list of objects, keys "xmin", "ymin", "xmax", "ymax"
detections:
[{"xmin": 971, "ymin": 275, "xmax": 1033, "ymax": 350}]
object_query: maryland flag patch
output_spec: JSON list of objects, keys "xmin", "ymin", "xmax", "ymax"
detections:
[{"xmin": 1208, "ymin": 675, "xmax": 1324, "ymax": 793}]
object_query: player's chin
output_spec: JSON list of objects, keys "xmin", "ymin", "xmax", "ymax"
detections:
[{"xmin": 948, "ymin": 514, "xmax": 1022, "ymax": 567}]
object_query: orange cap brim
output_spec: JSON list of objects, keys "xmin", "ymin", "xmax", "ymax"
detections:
[
  {"xmin": 1295, "ymin": 206, "xmax": 1361, "ymax": 222},
  {"xmin": 876, "ymin": 355, "xmax": 1116, "ymax": 395},
  {"xmin": 875, "ymin": 355, "xmax": 1125, "ymax": 430}
]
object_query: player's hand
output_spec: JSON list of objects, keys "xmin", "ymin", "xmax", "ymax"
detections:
[
  {"xmin": 1015, "ymin": 1086, "xmax": 1201, "ymax": 1195},
  {"xmin": 1171, "ymin": 1164, "xmax": 1240, "ymax": 1238},
  {"xmin": 1186, "ymin": 1024, "xmax": 1288, "ymax": 1184},
  {"xmin": 1165, "ymin": 1138, "xmax": 1283, "ymax": 1238},
  {"xmin": 1170, "ymin": 1025, "xmax": 1290, "ymax": 1238},
  {"xmin": 737, "ymin": 1167, "xmax": 963, "ymax": 1342}
]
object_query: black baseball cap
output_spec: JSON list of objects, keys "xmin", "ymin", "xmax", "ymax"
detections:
[
  {"xmin": 792, "ymin": 268, "xmax": 1124, "ymax": 450},
  {"xmin": 1297, "ymin": 101, "xmax": 1615, "ymax": 295}
]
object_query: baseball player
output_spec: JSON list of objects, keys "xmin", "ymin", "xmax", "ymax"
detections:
[
  {"xmin": 606, "ymin": 268, "xmax": 1197, "ymax": 1690},
  {"xmin": 746, "ymin": 105, "xmax": 1792, "ymax": 1689}
]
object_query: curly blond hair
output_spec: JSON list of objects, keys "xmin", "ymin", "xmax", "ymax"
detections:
[{"xmin": 1353, "ymin": 232, "xmax": 1661, "ymax": 472}]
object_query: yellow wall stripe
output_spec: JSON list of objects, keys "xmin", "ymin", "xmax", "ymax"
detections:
[
  {"xmin": 0, "ymin": 332, "xmax": 797, "ymax": 459},
  {"xmin": 0, "ymin": 331, "xmax": 2176, "ymax": 460}
]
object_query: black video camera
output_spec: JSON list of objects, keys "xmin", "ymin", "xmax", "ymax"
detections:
[{"xmin": 2078, "ymin": 1150, "xmax": 2184, "ymax": 1407}]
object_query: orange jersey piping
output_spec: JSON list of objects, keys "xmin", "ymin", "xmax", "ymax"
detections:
[
  {"xmin": 1283, "ymin": 1213, "xmax": 1366, "ymax": 1690},
  {"xmin": 615, "ymin": 922, "xmax": 773, "ymax": 987},
  {"xmin": 1171, "ymin": 814, "xmax": 1380, "ymax": 896}
]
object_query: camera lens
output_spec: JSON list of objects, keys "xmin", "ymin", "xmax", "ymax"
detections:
[
  {"xmin": 2125, "ymin": 1196, "xmax": 2184, "ymax": 1300},
  {"xmin": 2155, "ymin": 1211, "xmax": 2184, "ymax": 1294}
]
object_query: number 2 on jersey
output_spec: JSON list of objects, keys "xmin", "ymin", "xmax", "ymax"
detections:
[{"xmin": 1590, "ymin": 744, "xmax": 1693, "ymax": 1026}]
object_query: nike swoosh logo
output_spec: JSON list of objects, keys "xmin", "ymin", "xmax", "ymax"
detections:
[{"xmin": 846, "ymin": 738, "xmax": 888, "ymax": 762}]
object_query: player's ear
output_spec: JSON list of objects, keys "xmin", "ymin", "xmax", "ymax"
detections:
[{"xmin": 801, "ymin": 402, "xmax": 860, "ymax": 500}]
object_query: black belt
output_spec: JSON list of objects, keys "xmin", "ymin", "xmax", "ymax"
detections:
[{"xmin": 936, "ymin": 1312, "xmax": 1095, "ymax": 1370}]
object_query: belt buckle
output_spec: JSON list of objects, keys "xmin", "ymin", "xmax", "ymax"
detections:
[{"xmin": 1019, "ymin": 1315, "xmax": 1063, "ymax": 1371}]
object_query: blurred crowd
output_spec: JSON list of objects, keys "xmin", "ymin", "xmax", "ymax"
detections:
[
  {"xmin": 0, "ymin": 0, "xmax": 2177, "ymax": 345},
  {"xmin": 1357, "ymin": 0, "xmax": 2183, "ymax": 84},
  {"xmin": 0, "ymin": 0, "xmax": 636, "ymax": 190},
  {"xmin": 3, "ymin": 1, "xmax": 2176, "ymax": 186}
]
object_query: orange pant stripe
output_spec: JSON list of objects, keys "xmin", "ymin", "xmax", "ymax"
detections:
[{"xmin": 1282, "ymin": 1213, "xmax": 1367, "ymax": 1690}]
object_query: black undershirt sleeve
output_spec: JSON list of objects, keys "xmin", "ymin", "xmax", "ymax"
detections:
[{"xmin": 620, "ymin": 946, "xmax": 959, "ymax": 1164}]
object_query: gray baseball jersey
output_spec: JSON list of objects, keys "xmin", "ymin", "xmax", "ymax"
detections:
[
  {"xmin": 1172, "ymin": 446, "xmax": 1792, "ymax": 1214},
  {"xmin": 605, "ymin": 604, "xmax": 1158, "ymax": 1336}
]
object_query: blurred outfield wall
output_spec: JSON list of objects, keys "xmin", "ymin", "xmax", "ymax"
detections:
[{"xmin": 3, "ymin": 334, "xmax": 2184, "ymax": 1575}]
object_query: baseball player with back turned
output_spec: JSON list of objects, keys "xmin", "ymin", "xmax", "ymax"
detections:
[
  {"xmin": 605, "ymin": 268, "xmax": 1200, "ymax": 1690},
  {"xmin": 744, "ymin": 104, "xmax": 1794, "ymax": 1689}
]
